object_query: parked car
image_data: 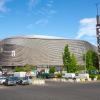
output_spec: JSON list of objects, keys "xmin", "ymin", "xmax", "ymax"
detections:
[
  {"xmin": 18, "ymin": 77, "xmax": 29, "ymax": 85},
  {"xmin": 75, "ymin": 73, "xmax": 89, "ymax": 80},
  {"xmin": 62, "ymin": 73, "xmax": 75, "ymax": 79},
  {"xmin": 40, "ymin": 73, "xmax": 55, "ymax": 79},
  {"xmin": 0, "ymin": 77, "xmax": 6, "ymax": 84},
  {"xmin": 4, "ymin": 77, "xmax": 16, "ymax": 86},
  {"xmin": 49, "ymin": 73, "xmax": 55, "ymax": 78}
]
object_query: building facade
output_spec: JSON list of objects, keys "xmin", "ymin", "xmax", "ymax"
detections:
[{"xmin": 0, "ymin": 36, "xmax": 97, "ymax": 69}]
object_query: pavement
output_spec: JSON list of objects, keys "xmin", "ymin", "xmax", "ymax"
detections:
[{"xmin": 0, "ymin": 81, "xmax": 100, "ymax": 100}]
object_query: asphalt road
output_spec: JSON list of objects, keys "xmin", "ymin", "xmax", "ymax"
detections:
[{"xmin": 0, "ymin": 81, "xmax": 100, "ymax": 100}]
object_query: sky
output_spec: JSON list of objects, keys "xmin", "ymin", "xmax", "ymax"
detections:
[{"xmin": 0, "ymin": 0, "xmax": 100, "ymax": 45}]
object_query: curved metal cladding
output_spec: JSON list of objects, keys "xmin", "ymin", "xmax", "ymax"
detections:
[{"xmin": 0, "ymin": 37, "xmax": 97, "ymax": 67}]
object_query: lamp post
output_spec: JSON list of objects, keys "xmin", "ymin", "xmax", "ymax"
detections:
[
  {"xmin": 85, "ymin": 53, "xmax": 87, "ymax": 74},
  {"xmin": 83, "ymin": 47, "xmax": 87, "ymax": 74}
]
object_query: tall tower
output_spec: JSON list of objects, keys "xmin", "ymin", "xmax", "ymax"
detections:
[{"xmin": 96, "ymin": 4, "xmax": 100, "ymax": 69}]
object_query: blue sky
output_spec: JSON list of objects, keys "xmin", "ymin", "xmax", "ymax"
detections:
[{"xmin": 0, "ymin": 0, "xmax": 100, "ymax": 45}]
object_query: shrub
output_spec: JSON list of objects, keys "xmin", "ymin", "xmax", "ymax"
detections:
[
  {"xmin": 14, "ymin": 66, "xmax": 24, "ymax": 72},
  {"xmin": 89, "ymin": 74, "xmax": 97, "ymax": 80},
  {"xmin": 49, "ymin": 66, "xmax": 55, "ymax": 74},
  {"xmin": 55, "ymin": 73, "xmax": 62, "ymax": 78},
  {"xmin": 97, "ymin": 74, "xmax": 100, "ymax": 80}
]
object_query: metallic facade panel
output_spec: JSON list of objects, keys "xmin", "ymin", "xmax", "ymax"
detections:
[{"xmin": 0, "ymin": 37, "xmax": 97, "ymax": 67}]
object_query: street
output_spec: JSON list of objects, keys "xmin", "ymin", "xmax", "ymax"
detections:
[{"xmin": 0, "ymin": 81, "xmax": 100, "ymax": 100}]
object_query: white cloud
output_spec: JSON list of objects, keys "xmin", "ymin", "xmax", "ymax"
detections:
[
  {"xmin": 37, "ymin": 0, "xmax": 56, "ymax": 17},
  {"xmin": 28, "ymin": 0, "xmax": 56, "ymax": 27},
  {"xmin": 35, "ymin": 19, "xmax": 49, "ymax": 26},
  {"xmin": 0, "ymin": 0, "xmax": 12, "ymax": 13},
  {"xmin": 24, "ymin": 34, "xmax": 64, "ymax": 39},
  {"xmin": 0, "ymin": 0, "xmax": 7, "ymax": 12},
  {"xmin": 28, "ymin": 0, "xmax": 40, "ymax": 9},
  {"xmin": 26, "ymin": 19, "xmax": 49, "ymax": 29},
  {"xmin": 76, "ymin": 18, "xmax": 96, "ymax": 39}
]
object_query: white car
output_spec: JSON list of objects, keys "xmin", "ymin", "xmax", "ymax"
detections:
[
  {"xmin": 0, "ymin": 77, "xmax": 6, "ymax": 84},
  {"xmin": 75, "ymin": 73, "xmax": 89, "ymax": 79},
  {"xmin": 62, "ymin": 73, "xmax": 75, "ymax": 79}
]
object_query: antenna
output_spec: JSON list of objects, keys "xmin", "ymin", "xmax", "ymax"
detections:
[
  {"xmin": 96, "ymin": 3, "xmax": 99, "ymax": 25},
  {"xmin": 96, "ymin": 3, "xmax": 99, "ymax": 15}
]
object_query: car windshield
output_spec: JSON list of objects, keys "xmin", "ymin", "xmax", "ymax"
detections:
[
  {"xmin": 23, "ymin": 77, "xmax": 28, "ymax": 80},
  {"xmin": 7, "ymin": 77, "xmax": 15, "ymax": 81},
  {"xmin": 0, "ymin": 77, "xmax": 6, "ymax": 79}
]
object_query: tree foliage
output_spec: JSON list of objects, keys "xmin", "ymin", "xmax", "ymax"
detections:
[
  {"xmin": 92, "ymin": 52, "xmax": 99, "ymax": 70},
  {"xmin": 69, "ymin": 53, "xmax": 77, "ymax": 72},
  {"xmin": 14, "ymin": 64, "xmax": 35, "ymax": 72},
  {"xmin": 23, "ymin": 64, "xmax": 32, "ymax": 72},
  {"xmin": 63, "ymin": 45, "xmax": 77, "ymax": 73},
  {"xmin": 14, "ymin": 66, "xmax": 24, "ymax": 72},
  {"xmin": 85, "ymin": 50, "xmax": 99, "ymax": 70},
  {"xmin": 63, "ymin": 45, "xmax": 71, "ymax": 72},
  {"xmin": 49, "ymin": 66, "xmax": 55, "ymax": 74}
]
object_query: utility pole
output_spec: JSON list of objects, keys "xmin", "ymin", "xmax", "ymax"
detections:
[{"xmin": 96, "ymin": 3, "xmax": 100, "ymax": 70}]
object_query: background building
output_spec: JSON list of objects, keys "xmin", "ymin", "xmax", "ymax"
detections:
[{"xmin": 0, "ymin": 36, "xmax": 97, "ymax": 70}]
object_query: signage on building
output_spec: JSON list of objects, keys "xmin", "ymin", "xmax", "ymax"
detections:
[{"xmin": 11, "ymin": 51, "xmax": 15, "ymax": 57}]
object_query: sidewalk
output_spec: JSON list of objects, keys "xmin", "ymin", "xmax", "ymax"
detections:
[{"xmin": 45, "ymin": 78, "xmax": 100, "ymax": 83}]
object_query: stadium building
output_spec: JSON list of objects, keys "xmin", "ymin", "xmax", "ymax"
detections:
[{"xmin": 0, "ymin": 35, "xmax": 97, "ymax": 71}]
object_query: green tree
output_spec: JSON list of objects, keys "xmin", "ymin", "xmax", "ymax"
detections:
[
  {"xmin": 23, "ymin": 64, "xmax": 34, "ymax": 72},
  {"xmin": 63, "ymin": 45, "xmax": 71, "ymax": 72},
  {"xmin": 14, "ymin": 64, "xmax": 35, "ymax": 72},
  {"xmin": 92, "ymin": 52, "xmax": 99, "ymax": 70},
  {"xmin": 76, "ymin": 65, "xmax": 85, "ymax": 72},
  {"xmin": 86, "ymin": 50, "xmax": 99, "ymax": 70},
  {"xmin": 69, "ymin": 53, "xmax": 77, "ymax": 73},
  {"xmin": 14, "ymin": 66, "xmax": 24, "ymax": 72},
  {"xmin": 49, "ymin": 66, "xmax": 55, "ymax": 74},
  {"xmin": 86, "ymin": 50, "xmax": 93, "ymax": 69}
]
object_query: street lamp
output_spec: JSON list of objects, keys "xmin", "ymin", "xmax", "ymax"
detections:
[
  {"xmin": 83, "ymin": 46, "xmax": 87, "ymax": 74},
  {"xmin": 85, "ymin": 53, "xmax": 87, "ymax": 74}
]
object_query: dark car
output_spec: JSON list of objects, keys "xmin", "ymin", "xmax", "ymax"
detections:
[
  {"xmin": 4, "ymin": 77, "xmax": 16, "ymax": 86},
  {"xmin": 49, "ymin": 73, "xmax": 55, "ymax": 78},
  {"xmin": 41, "ymin": 73, "xmax": 55, "ymax": 79}
]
